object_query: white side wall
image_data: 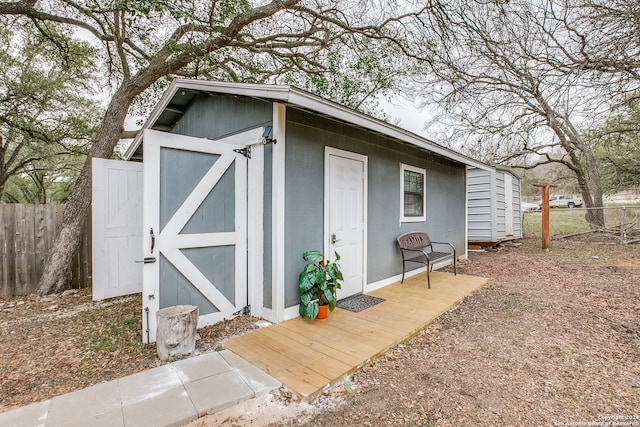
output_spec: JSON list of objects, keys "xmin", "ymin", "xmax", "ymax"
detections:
[
  {"xmin": 467, "ymin": 168, "xmax": 497, "ymax": 242},
  {"xmin": 467, "ymin": 168, "xmax": 523, "ymax": 242}
]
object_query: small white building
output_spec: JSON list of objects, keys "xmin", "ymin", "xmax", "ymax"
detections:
[{"xmin": 467, "ymin": 166, "xmax": 523, "ymax": 245}]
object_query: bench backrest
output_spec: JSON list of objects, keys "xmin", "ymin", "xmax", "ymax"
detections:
[{"xmin": 397, "ymin": 232, "xmax": 432, "ymax": 250}]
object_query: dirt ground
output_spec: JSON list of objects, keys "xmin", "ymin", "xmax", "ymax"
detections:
[
  {"xmin": 1, "ymin": 237, "xmax": 639, "ymax": 426},
  {"xmin": 0, "ymin": 291, "xmax": 260, "ymax": 413}
]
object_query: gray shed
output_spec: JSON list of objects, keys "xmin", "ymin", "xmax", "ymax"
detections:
[
  {"xmin": 94, "ymin": 79, "xmax": 491, "ymax": 343},
  {"xmin": 467, "ymin": 166, "xmax": 523, "ymax": 245}
]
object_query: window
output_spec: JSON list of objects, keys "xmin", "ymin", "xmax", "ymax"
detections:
[{"xmin": 401, "ymin": 164, "xmax": 426, "ymax": 222}]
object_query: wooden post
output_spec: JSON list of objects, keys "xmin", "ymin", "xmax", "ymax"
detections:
[{"xmin": 533, "ymin": 183, "xmax": 557, "ymax": 250}]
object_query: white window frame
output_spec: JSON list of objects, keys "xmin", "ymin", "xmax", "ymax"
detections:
[{"xmin": 400, "ymin": 163, "xmax": 426, "ymax": 223}]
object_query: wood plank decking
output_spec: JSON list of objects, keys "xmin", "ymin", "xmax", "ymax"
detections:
[{"xmin": 225, "ymin": 271, "xmax": 489, "ymax": 398}]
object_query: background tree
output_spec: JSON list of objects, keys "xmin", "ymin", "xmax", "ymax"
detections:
[
  {"xmin": 0, "ymin": 18, "xmax": 102, "ymax": 203},
  {"xmin": 0, "ymin": 0, "xmax": 432, "ymax": 294},
  {"xmin": 411, "ymin": 0, "xmax": 639, "ymax": 227},
  {"xmin": 590, "ymin": 97, "xmax": 640, "ymax": 193}
]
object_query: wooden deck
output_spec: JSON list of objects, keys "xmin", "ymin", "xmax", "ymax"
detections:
[{"xmin": 225, "ymin": 271, "xmax": 489, "ymax": 398}]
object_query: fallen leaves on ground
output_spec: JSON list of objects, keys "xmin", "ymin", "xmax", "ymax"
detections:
[
  {"xmin": 296, "ymin": 238, "xmax": 640, "ymax": 426},
  {"xmin": 1, "ymin": 237, "xmax": 639, "ymax": 427},
  {"xmin": 0, "ymin": 291, "xmax": 260, "ymax": 413}
]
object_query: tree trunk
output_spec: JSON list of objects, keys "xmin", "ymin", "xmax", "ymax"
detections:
[
  {"xmin": 35, "ymin": 87, "xmax": 134, "ymax": 295},
  {"xmin": 156, "ymin": 305, "xmax": 199, "ymax": 361}
]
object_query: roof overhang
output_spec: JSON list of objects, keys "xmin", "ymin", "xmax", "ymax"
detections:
[{"xmin": 124, "ymin": 79, "xmax": 492, "ymax": 171}]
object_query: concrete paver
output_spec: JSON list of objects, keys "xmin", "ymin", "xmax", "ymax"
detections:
[
  {"xmin": 46, "ymin": 381, "xmax": 122, "ymax": 427},
  {"xmin": 118, "ymin": 365, "xmax": 183, "ymax": 405},
  {"xmin": 0, "ymin": 350, "xmax": 282, "ymax": 427},
  {"xmin": 184, "ymin": 370, "xmax": 254, "ymax": 415},
  {"xmin": 172, "ymin": 352, "xmax": 231, "ymax": 383},
  {"xmin": 0, "ymin": 400, "xmax": 50, "ymax": 427},
  {"xmin": 122, "ymin": 387, "xmax": 197, "ymax": 427}
]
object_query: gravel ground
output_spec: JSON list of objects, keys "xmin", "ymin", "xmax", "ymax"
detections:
[{"xmin": 1, "ymin": 237, "xmax": 639, "ymax": 427}]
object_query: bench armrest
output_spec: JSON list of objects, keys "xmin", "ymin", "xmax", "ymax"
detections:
[{"xmin": 430, "ymin": 241, "xmax": 457, "ymax": 254}]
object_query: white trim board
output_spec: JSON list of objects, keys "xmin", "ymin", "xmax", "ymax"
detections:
[{"xmin": 271, "ymin": 103, "xmax": 287, "ymax": 323}]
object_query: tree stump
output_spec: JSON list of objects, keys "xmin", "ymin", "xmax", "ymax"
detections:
[{"xmin": 156, "ymin": 305, "xmax": 199, "ymax": 361}]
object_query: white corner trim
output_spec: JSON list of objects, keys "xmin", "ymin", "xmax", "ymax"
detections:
[
  {"xmin": 247, "ymin": 140, "xmax": 264, "ymax": 320},
  {"xmin": 272, "ymin": 103, "xmax": 287, "ymax": 323}
]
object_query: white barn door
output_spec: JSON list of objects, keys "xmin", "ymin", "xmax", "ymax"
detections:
[
  {"xmin": 92, "ymin": 158, "xmax": 143, "ymax": 301},
  {"xmin": 142, "ymin": 129, "xmax": 257, "ymax": 343}
]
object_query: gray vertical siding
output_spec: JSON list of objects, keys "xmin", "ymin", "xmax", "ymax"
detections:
[
  {"xmin": 284, "ymin": 108, "xmax": 467, "ymax": 308},
  {"xmin": 167, "ymin": 94, "xmax": 472, "ymax": 313},
  {"xmin": 171, "ymin": 93, "xmax": 272, "ymax": 139}
]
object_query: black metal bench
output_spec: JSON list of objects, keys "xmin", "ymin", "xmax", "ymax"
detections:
[{"xmin": 397, "ymin": 232, "xmax": 457, "ymax": 288}]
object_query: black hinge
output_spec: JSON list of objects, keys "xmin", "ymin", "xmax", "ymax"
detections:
[
  {"xmin": 233, "ymin": 146, "xmax": 251, "ymax": 159},
  {"xmin": 233, "ymin": 305, "xmax": 251, "ymax": 316}
]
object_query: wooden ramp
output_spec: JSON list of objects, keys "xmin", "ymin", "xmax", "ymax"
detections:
[{"xmin": 225, "ymin": 271, "xmax": 489, "ymax": 398}]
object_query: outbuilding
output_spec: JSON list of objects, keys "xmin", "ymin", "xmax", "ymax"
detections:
[
  {"xmin": 467, "ymin": 166, "xmax": 523, "ymax": 246},
  {"xmin": 93, "ymin": 79, "xmax": 491, "ymax": 342}
]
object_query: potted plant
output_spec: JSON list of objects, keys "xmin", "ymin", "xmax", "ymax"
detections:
[{"xmin": 298, "ymin": 250, "xmax": 343, "ymax": 320}]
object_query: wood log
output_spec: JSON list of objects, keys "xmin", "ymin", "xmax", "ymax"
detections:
[{"xmin": 156, "ymin": 305, "xmax": 199, "ymax": 361}]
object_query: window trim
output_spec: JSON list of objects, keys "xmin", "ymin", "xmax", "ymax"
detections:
[{"xmin": 400, "ymin": 163, "xmax": 426, "ymax": 223}]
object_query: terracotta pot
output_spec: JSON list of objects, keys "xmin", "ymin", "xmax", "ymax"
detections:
[{"xmin": 316, "ymin": 304, "xmax": 329, "ymax": 319}]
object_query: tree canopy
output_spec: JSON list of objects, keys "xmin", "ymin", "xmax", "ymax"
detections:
[
  {"xmin": 0, "ymin": 18, "xmax": 102, "ymax": 203},
  {"xmin": 409, "ymin": 0, "xmax": 640, "ymax": 226},
  {"xmin": 0, "ymin": 0, "xmax": 432, "ymax": 294}
]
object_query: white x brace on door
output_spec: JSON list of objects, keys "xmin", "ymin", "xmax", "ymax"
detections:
[{"xmin": 142, "ymin": 129, "xmax": 260, "ymax": 343}]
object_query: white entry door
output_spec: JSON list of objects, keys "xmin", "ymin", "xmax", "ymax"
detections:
[
  {"xmin": 142, "ymin": 129, "xmax": 258, "ymax": 343},
  {"xmin": 504, "ymin": 173, "xmax": 514, "ymax": 236},
  {"xmin": 325, "ymin": 148, "xmax": 367, "ymax": 300}
]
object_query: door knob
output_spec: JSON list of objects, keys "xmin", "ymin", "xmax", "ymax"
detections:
[{"xmin": 331, "ymin": 234, "xmax": 341, "ymax": 244}]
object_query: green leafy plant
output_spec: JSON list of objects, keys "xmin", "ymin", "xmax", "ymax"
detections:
[{"xmin": 298, "ymin": 250, "xmax": 343, "ymax": 320}]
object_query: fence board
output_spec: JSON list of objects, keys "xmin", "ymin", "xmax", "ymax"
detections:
[
  {"xmin": 0, "ymin": 204, "xmax": 91, "ymax": 297},
  {"xmin": 4, "ymin": 207, "xmax": 17, "ymax": 297},
  {"xmin": 15, "ymin": 204, "xmax": 28, "ymax": 295},
  {"xmin": 0, "ymin": 207, "xmax": 6, "ymax": 296},
  {"xmin": 34, "ymin": 204, "xmax": 47, "ymax": 283}
]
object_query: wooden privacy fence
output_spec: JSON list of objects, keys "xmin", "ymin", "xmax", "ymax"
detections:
[{"xmin": 0, "ymin": 204, "xmax": 91, "ymax": 297}]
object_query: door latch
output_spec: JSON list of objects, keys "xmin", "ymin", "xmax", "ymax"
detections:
[{"xmin": 135, "ymin": 257, "xmax": 157, "ymax": 264}]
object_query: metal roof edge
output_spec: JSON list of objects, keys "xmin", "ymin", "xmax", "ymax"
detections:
[
  {"xmin": 286, "ymin": 87, "xmax": 491, "ymax": 170},
  {"xmin": 124, "ymin": 81, "xmax": 180, "ymax": 160},
  {"xmin": 124, "ymin": 79, "xmax": 492, "ymax": 170}
]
